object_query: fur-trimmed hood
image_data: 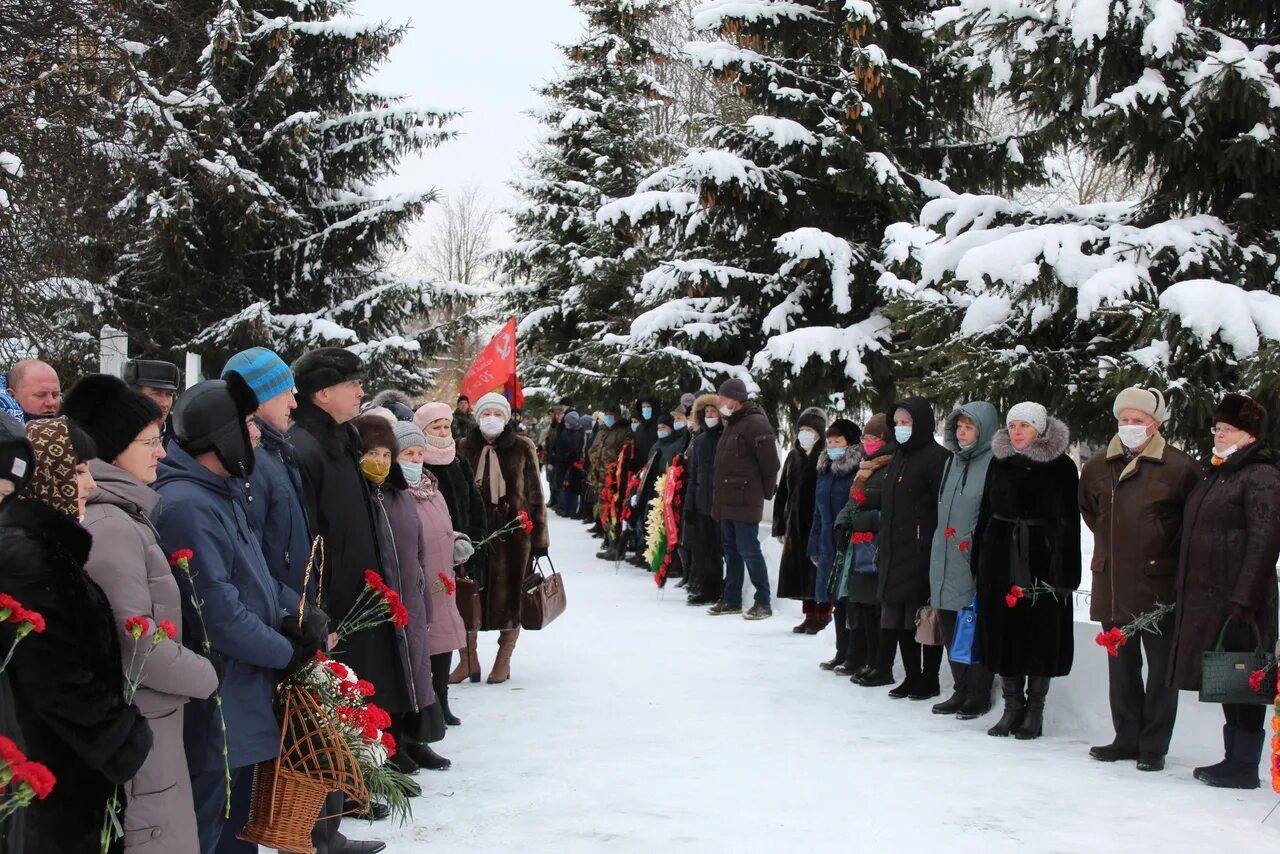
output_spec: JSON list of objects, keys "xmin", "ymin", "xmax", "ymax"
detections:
[
  {"xmin": 692, "ymin": 393, "xmax": 720, "ymax": 430},
  {"xmin": 816, "ymin": 446, "xmax": 862, "ymax": 477},
  {"xmin": 992, "ymin": 417, "xmax": 1071, "ymax": 463}
]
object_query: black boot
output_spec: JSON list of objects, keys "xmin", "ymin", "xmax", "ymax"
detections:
[
  {"xmin": 987, "ymin": 676, "xmax": 1026, "ymax": 737},
  {"xmin": 1196, "ymin": 726, "xmax": 1262, "ymax": 789},
  {"xmin": 1014, "ymin": 676, "xmax": 1050, "ymax": 740},
  {"xmin": 439, "ymin": 689, "xmax": 461, "ymax": 726},
  {"xmin": 1192, "ymin": 726, "xmax": 1234, "ymax": 782},
  {"xmin": 822, "ymin": 609, "xmax": 851, "ymax": 671},
  {"xmin": 932, "ymin": 662, "xmax": 968, "ymax": 715},
  {"xmin": 910, "ymin": 643, "xmax": 943, "ymax": 700},
  {"xmin": 857, "ymin": 626, "xmax": 897, "ymax": 687},
  {"xmin": 405, "ymin": 742, "xmax": 452, "ymax": 771},
  {"xmin": 889, "ymin": 632, "xmax": 920, "ymax": 699},
  {"xmin": 956, "ymin": 662, "xmax": 995, "ymax": 719}
]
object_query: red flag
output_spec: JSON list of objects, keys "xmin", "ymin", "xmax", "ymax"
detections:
[{"xmin": 461, "ymin": 317, "xmax": 524, "ymax": 409}]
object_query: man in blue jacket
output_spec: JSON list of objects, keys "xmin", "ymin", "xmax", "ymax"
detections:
[{"xmin": 154, "ymin": 376, "xmax": 325, "ymax": 853}]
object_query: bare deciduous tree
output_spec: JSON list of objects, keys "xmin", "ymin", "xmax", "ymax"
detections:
[{"xmin": 413, "ymin": 183, "xmax": 498, "ymax": 284}]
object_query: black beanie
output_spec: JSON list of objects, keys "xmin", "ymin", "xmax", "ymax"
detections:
[
  {"xmin": 797, "ymin": 407, "xmax": 827, "ymax": 434},
  {"xmin": 656, "ymin": 413, "xmax": 675, "ymax": 429},
  {"xmin": 61, "ymin": 374, "xmax": 163, "ymax": 463},
  {"xmin": 827, "ymin": 417, "xmax": 862, "ymax": 445}
]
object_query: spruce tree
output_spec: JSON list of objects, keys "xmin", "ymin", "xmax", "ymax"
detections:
[
  {"xmin": 598, "ymin": 0, "xmax": 1038, "ymax": 415},
  {"xmin": 104, "ymin": 0, "xmax": 460, "ymax": 389},
  {"xmin": 882, "ymin": 0, "xmax": 1280, "ymax": 445},
  {"xmin": 501, "ymin": 0, "xmax": 677, "ymax": 405}
]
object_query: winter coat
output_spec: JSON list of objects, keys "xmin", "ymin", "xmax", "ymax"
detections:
[
  {"xmin": 0, "ymin": 498, "xmax": 153, "ymax": 854},
  {"xmin": 249, "ymin": 420, "xmax": 315, "ymax": 601},
  {"xmin": 459, "ymin": 424, "xmax": 550, "ymax": 630},
  {"xmin": 774, "ymin": 440, "xmax": 825, "ymax": 600},
  {"xmin": 631, "ymin": 409, "xmax": 659, "ymax": 473},
  {"xmin": 406, "ymin": 472, "xmax": 467, "ymax": 655},
  {"xmin": 806, "ymin": 450, "xmax": 861, "ymax": 589},
  {"xmin": 1079, "ymin": 433, "xmax": 1203, "ymax": 624},
  {"xmin": 375, "ymin": 471, "xmax": 431, "ymax": 709},
  {"xmin": 426, "ymin": 455, "xmax": 487, "ymax": 580},
  {"xmin": 83, "ymin": 461, "xmax": 219, "ymax": 854},
  {"xmin": 833, "ymin": 444, "xmax": 896, "ymax": 604},
  {"xmin": 877, "ymin": 398, "xmax": 950, "ymax": 607},
  {"xmin": 1168, "ymin": 442, "xmax": 1280, "ymax": 691},
  {"xmin": 289, "ymin": 398, "xmax": 411, "ymax": 714},
  {"xmin": 973, "ymin": 419, "xmax": 1080, "ymax": 678},
  {"xmin": 588, "ymin": 423, "xmax": 628, "ymax": 490},
  {"xmin": 152, "ymin": 441, "xmax": 294, "ymax": 772},
  {"xmin": 929, "ymin": 403, "xmax": 999, "ymax": 612},
  {"xmin": 0, "ymin": 673, "xmax": 23, "ymax": 854},
  {"xmin": 638, "ymin": 430, "xmax": 690, "ymax": 517},
  {"xmin": 711, "ymin": 401, "xmax": 781, "ymax": 523},
  {"xmin": 683, "ymin": 420, "xmax": 723, "ymax": 519},
  {"xmin": 451, "ymin": 410, "xmax": 476, "ymax": 442}
]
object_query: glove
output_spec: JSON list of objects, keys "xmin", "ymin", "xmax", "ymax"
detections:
[
  {"xmin": 453, "ymin": 536, "xmax": 476, "ymax": 566},
  {"xmin": 283, "ymin": 636, "xmax": 321, "ymax": 679}
]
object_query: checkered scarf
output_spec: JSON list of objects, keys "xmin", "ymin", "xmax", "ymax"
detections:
[{"xmin": 24, "ymin": 417, "xmax": 80, "ymax": 518}]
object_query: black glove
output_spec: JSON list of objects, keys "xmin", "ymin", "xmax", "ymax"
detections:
[
  {"xmin": 283, "ymin": 636, "xmax": 320, "ymax": 679},
  {"xmin": 280, "ymin": 607, "xmax": 329, "ymax": 679}
]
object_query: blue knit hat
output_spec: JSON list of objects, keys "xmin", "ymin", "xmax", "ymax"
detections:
[{"xmin": 222, "ymin": 347, "xmax": 294, "ymax": 405}]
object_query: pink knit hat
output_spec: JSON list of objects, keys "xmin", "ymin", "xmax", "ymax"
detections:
[{"xmin": 414, "ymin": 401, "xmax": 454, "ymax": 430}]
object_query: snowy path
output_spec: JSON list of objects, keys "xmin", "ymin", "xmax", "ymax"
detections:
[{"xmin": 381, "ymin": 514, "xmax": 1279, "ymax": 852}]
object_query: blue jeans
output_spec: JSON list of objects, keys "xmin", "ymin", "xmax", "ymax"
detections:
[{"xmin": 719, "ymin": 520, "xmax": 771, "ymax": 608}]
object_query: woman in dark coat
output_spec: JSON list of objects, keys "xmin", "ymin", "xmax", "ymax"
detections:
[
  {"xmin": 877, "ymin": 397, "xmax": 950, "ymax": 700},
  {"xmin": 829, "ymin": 415, "xmax": 895, "ymax": 684},
  {"xmin": 774, "ymin": 407, "xmax": 827, "ymax": 632},
  {"xmin": 806, "ymin": 419, "xmax": 861, "ymax": 641},
  {"xmin": 681, "ymin": 395, "xmax": 724, "ymax": 606},
  {"xmin": 458, "ymin": 393, "xmax": 549, "ymax": 684},
  {"xmin": 1169, "ymin": 393, "xmax": 1280, "ymax": 789},
  {"xmin": 0, "ymin": 417, "xmax": 153, "ymax": 854},
  {"xmin": 974, "ymin": 402, "xmax": 1080, "ymax": 741}
]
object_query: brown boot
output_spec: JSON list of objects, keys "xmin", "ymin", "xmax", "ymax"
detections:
[
  {"xmin": 793, "ymin": 600, "xmax": 815, "ymax": 634},
  {"xmin": 450, "ymin": 632, "xmax": 480, "ymax": 684},
  {"xmin": 487, "ymin": 629, "xmax": 520, "ymax": 684}
]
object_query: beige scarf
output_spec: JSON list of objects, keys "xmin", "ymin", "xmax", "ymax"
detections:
[
  {"xmin": 852, "ymin": 452, "xmax": 892, "ymax": 495},
  {"xmin": 477, "ymin": 443, "xmax": 508, "ymax": 506}
]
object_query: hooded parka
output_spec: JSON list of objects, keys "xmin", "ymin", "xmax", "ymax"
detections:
[{"xmin": 929, "ymin": 403, "xmax": 999, "ymax": 611}]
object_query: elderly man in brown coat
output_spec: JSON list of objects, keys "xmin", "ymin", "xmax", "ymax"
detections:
[{"xmin": 1079, "ymin": 387, "xmax": 1201, "ymax": 773}]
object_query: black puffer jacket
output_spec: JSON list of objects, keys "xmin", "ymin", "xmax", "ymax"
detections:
[
  {"xmin": 876, "ymin": 397, "xmax": 950, "ymax": 607},
  {"xmin": 684, "ymin": 422, "xmax": 722, "ymax": 518}
]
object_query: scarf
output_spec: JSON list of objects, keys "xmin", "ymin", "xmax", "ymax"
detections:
[
  {"xmin": 477, "ymin": 442, "xmax": 507, "ymax": 505},
  {"xmin": 408, "ymin": 468, "xmax": 440, "ymax": 501},
  {"xmin": 24, "ymin": 417, "xmax": 80, "ymax": 518},
  {"xmin": 423, "ymin": 437, "xmax": 456, "ymax": 466},
  {"xmin": 852, "ymin": 451, "xmax": 892, "ymax": 495}
]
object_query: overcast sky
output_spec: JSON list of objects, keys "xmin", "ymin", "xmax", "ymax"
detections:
[{"xmin": 350, "ymin": 0, "xmax": 586, "ymax": 247}]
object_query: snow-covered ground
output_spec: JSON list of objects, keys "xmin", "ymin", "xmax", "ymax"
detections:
[{"xmin": 379, "ymin": 513, "xmax": 1278, "ymax": 852}]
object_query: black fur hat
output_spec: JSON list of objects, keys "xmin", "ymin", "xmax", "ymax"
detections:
[
  {"xmin": 61, "ymin": 374, "xmax": 163, "ymax": 463},
  {"xmin": 1214, "ymin": 393, "xmax": 1267, "ymax": 439},
  {"xmin": 827, "ymin": 417, "xmax": 862, "ymax": 446},
  {"xmin": 292, "ymin": 348, "xmax": 365, "ymax": 398}
]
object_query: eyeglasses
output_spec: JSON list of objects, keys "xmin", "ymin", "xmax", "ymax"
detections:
[
  {"xmin": 1210, "ymin": 425, "xmax": 1241, "ymax": 436},
  {"xmin": 133, "ymin": 436, "xmax": 164, "ymax": 450}
]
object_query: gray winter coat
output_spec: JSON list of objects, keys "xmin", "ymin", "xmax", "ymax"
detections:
[
  {"xmin": 929, "ymin": 403, "xmax": 998, "ymax": 611},
  {"xmin": 82, "ymin": 461, "xmax": 219, "ymax": 854}
]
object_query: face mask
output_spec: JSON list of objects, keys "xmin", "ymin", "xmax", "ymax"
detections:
[
  {"xmin": 826, "ymin": 447, "xmax": 846, "ymax": 460},
  {"xmin": 797, "ymin": 429, "xmax": 818, "ymax": 451},
  {"xmin": 361, "ymin": 458, "xmax": 390, "ymax": 485},
  {"xmin": 704, "ymin": 416, "xmax": 720, "ymax": 429},
  {"xmin": 631, "ymin": 422, "xmax": 640, "ymax": 433},
  {"xmin": 479, "ymin": 415, "xmax": 505, "ymax": 438},
  {"xmin": 604, "ymin": 415, "xmax": 616, "ymax": 428},
  {"xmin": 719, "ymin": 405, "xmax": 734, "ymax": 418},
  {"xmin": 1213, "ymin": 442, "xmax": 1239, "ymax": 459},
  {"xmin": 862, "ymin": 436, "xmax": 884, "ymax": 455},
  {"xmin": 426, "ymin": 434, "xmax": 454, "ymax": 449},
  {"xmin": 399, "ymin": 461, "xmax": 423, "ymax": 484},
  {"xmin": 641, "ymin": 406, "xmax": 653, "ymax": 420},
  {"xmin": 1117, "ymin": 425, "xmax": 1150, "ymax": 450},
  {"xmin": 674, "ymin": 422, "xmax": 686, "ymax": 432},
  {"xmin": 894, "ymin": 425, "xmax": 913, "ymax": 445},
  {"xmin": 657, "ymin": 428, "xmax": 671, "ymax": 440}
]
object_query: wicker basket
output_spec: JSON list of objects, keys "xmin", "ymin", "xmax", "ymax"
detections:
[{"xmin": 238, "ymin": 683, "xmax": 369, "ymax": 852}]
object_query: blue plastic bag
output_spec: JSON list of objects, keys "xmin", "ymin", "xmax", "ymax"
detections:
[{"xmin": 951, "ymin": 594, "xmax": 978, "ymax": 664}]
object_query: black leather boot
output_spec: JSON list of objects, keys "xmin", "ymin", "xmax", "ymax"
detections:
[
  {"xmin": 1196, "ymin": 726, "xmax": 1262, "ymax": 789},
  {"xmin": 987, "ymin": 675, "xmax": 1026, "ymax": 737},
  {"xmin": 932, "ymin": 662, "xmax": 968, "ymax": 714},
  {"xmin": 1014, "ymin": 676, "xmax": 1050, "ymax": 740}
]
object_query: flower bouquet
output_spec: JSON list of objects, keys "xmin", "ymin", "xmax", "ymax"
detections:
[
  {"xmin": 1094, "ymin": 602, "xmax": 1176, "ymax": 657},
  {"xmin": 0, "ymin": 736, "xmax": 54, "ymax": 821}
]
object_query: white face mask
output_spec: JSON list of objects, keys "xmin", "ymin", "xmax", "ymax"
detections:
[
  {"xmin": 1213, "ymin": 442, "xmax": 1239, "ymax": 459},
  {"xmin": 1117, "ymin": 424, "xmax": 1150, "ymax": 450},
  {"xmin": 704, "ymin": 416, "xmax": 720, "ymax": 429},
  {"xmin": 719, "ymin": 405, "xmax": 734, "ymax": 418},
  {"xmin": 479, "ymin": 415, "xmax": 506, "ymax": 438},
  {"xmin": 797, "ymin": 429, "xmax": 818, "ymax": 450}
]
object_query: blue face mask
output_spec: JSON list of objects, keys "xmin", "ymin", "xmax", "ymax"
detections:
[
  {"xmin": 631, "ymin": 422, "xmax": 640, "ymax": 433},
  {"xmin": 641, "ymin": 406, "xmax": 653, "ymax": 420},
  {"xmin": 657, "ymin": 428, "xmax": 671, "ymax": 440},
  {"xmin": 399, "ymin": 461, "xmax": 423, "ymax": 484},
  {"xmin": 674, "ymin": 422, "xmax": 686, "ymax": 432},
  {"xmin": 826, "ymin": 447, "xmax": 846, "ymax": 460},
  {"xmin": 894, "ymin": 425, "xmax": 913, "ymax": 445},
  {"xmin": 604, "ymin": 415, "xmax": 616, "ymax": 428}
]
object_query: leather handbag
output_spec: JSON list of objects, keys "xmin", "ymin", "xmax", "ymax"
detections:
[
  {"xmin": 852, "ymin": 534, "xmax": 877, "ymax": 574},
  {"xmin": 520, "ymin": 556, "xmax": 566, "ymax": 631},
  {"xmin": 951, "ymin": 595, "xmax": 978, "ymax": 665},
  {"xmin": 914, "ymin": 605, "xmax": 943, "ymax": 647},
  {"xmin": 454, "ymin": 575, "xmax": 482, "ymax": 632},
  {"xmin": 1199, "ymin": 619, "xmax": 1276, "ymax": 706}
]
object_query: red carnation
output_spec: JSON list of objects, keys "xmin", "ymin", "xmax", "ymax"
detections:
[
  {"xmin": 366, "ymin": 703, "xmax": 391, "ymax": 730},
  {"xmin": 1249, "ymin": 669, "xmax": 1270, "ymax": 694},
  {"xmin": 1094, "ymin": 627, "xmax": 1128, "ymax": 657},
  {"xmin": 957, "ymin": 539, "xmax": 971, "ymax": 553},
  {"xmin": 124, "ymin": 616, "xmax": 150, "ymax": 639},
  {"xmin": 355, "ymin": 680, "xmax": 376, "ymax": 698},
  {"xmin": 851, "ymin": 490, "xmax": 867, "ymax": 506},
  {"xmin": 1009, "ymin": 585, "xmax": 1024, "ymax": 599},
  {"xmin": 944, "ymin": 527, "xmax": 956, "ymax": 539},
  {"xmin": 0, "ymin": 736, "xmax": 25, "ymax": 768},
  {"xmin": 380, "ymin": 731, "xmax": 397, "ymax": 757},
  {"xmin": 156, "ymin": 619, "xmax": 177, "ymax": 640},
  {"xmin": 12, "ymin": 760, "xmax": 55, "ymax": 800},
  {"xmin": 0, "ymin": 593, "xmax": 20, "ymax": 615},
  {"xmin": 14, "ymin": 607, "xmax": 44, "ymax": 633},
  {"xmin": 314, "ymin": 650, "xmax": 329, "ymax": 662},
  {"xmin": 517, "ymin": 510, "xmax": 534, "ymax": 534},
  {"xmin": 1004, "ymin": 593, "xmax": 1019, "ymax": 608},
  {"xmin": 325, "ymin": 661, "xmax": 350, "ymax": 680},
  {"xmin": 437, "ymin": 572, "xmax": 456, "ymax": 596},
  {"xmin": 168, "ymin": 548, "xmax": 194, "ymax": 567}
]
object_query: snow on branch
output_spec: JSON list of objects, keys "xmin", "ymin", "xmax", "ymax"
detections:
[
  {"xmin": 1159, "ymin": 280, "xmax": 1280, "ymax": 358},
  {"xmin": 751, "ymin": 314, "xmax": 891, "ymax": 385}
]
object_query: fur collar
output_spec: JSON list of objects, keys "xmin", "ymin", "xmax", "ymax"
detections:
[
  {"xmin": 0, "ymin": 497, "xmax": 93, "ymax": 566},
  {"xmin": 817, "ymin": 448, "xmax": 861, "ymax": 477},
  {"xmin": 991, "ymin": 417, "xmax": 1070, "ymax": 463}
]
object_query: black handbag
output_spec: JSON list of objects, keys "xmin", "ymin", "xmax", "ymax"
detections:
[{"xmin": 1199, "ymin": 619, "xmax": 1276, "ymax": 706}]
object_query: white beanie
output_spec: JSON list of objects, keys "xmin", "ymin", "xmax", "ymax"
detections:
[
  {"xmin": 1113, "ymin": 387, "xmax": 1167, "ymax": 423},
  {"xmin": 1006, "ymin": 402, "xmax": 1048, "ymax": 434},
  {"xmin": 474, "ymin": 392, "xmax": 512, "ymax": 422}
]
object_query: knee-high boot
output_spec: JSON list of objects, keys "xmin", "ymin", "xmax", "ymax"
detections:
[
  {"xmin": 988, "ymin": 675, "xmax": 1026, "ymax": 737},
  {"xmin": 933, "ymin": 661, "xmax": 969, "ymax": 715},
  {"xmin": 822, "ymin": 603, "xmax": 849, "ymax": 670},
  {"xmin": 450, "ymin": 632, "xmax": 480, "ymax": 684},
  {"xmin": 1014, "ymin": 676, "xmax": 1050, "ymax": 740},
  {"xmin": 487, "ymin": 629, "xmax": 520, "ymax": 684}
]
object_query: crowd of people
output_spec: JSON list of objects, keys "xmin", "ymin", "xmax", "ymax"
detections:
[
  {"xmin": 0, "ymin": 352, "xmax": 548, "ymax": 854},
  {"xmin": 544, "ymin": 380, "xmax": 1280, "ymax": 789}
]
